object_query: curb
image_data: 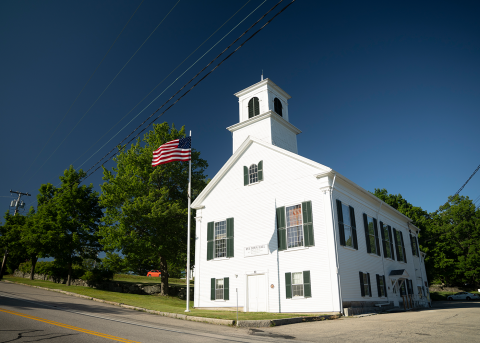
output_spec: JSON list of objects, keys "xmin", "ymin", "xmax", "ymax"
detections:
[{"xmin": 1, "ymin": 280, "xmax": 339, "ymax": 327}]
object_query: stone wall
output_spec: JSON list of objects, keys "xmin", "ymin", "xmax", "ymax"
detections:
[
  {"xmin": 343, "ymin": 301, "xmax": 394, "ymax": 316},
  {"xmin": 13, "ymin": 270, "xmax": 194, "ymax": 299}
]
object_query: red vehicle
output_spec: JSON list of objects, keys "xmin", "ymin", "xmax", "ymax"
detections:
[{"xmin": 147, "ymin": 270, "xmax": 161, "ymax": 277}]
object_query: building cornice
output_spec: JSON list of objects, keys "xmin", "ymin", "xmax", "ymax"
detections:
[
  {"xmin": 234, "ymin": 78, "xmax": 292, "ymax": 100},
  {"xmin": 226, "ymin": 110, "xmax": 301, "ymax": 134}
]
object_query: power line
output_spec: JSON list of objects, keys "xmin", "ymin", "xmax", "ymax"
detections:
[
  {"xmin": 19, "ymin": 0, "xmax": 145, "ymax": 187},
  {"xmin": 28, "ymin": 0, "xmax": 297, "ymax": 209},
  {"xmin": 22, "ymin": 0, "xmax": 181, "ymax": 187},
  {"xmin": 27, "ymin": 0, "xmax": 262, "ymax": 210},
  {"xmin": 454, "ymin": 163, "xmax": 480, "ymax": 196},
  {"xmin": 83, "ymin": 0, "xmax": 296, "ymax": 181},
  {"xmin": 69, "ymin": 0, "xmax": 259, "ymax": 170}
]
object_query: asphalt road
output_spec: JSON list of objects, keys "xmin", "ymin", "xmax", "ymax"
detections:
[{"xmin": 1, "ymin": 281, "xmax": 479, "ymax": 342}]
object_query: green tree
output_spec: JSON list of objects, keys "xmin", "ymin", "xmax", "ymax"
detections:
[
  {"xmin": 42, "ymin": 166, "xmax": 104, "ymax": 285},
  {"xmin": 429, "ymin": 195, "xmax": 480, "ymax": 287},
  {"xmin": 99, "ymin": 123, "xmax": 208, "ymax": 295},
  {"xmin": 0, "ymin": 212, "xmax": 28, "ymax": 279}
]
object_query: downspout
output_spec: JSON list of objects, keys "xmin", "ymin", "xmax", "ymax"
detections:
[{"xmin": 328, "ymin": 173, "xmax": 343, "ymax": 313}]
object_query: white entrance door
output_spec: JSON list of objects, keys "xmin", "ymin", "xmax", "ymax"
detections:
[{"xmin": 247, "ymin": 274, "xmax": 267, "ymax": 312}]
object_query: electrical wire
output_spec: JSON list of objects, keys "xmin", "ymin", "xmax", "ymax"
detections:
[
  {"xmin": 83, "ymin": 0, "xmax": 296, "ymax": 180},
  {"xmin": 19, "ymin": 0, "xmax": 145, "ymax": 186},
  {"xmin": 22, "ymin": 0, "xmax": 181, "ymax": 187},
  {"xmin": 69, "ymin": 0, "xmax": 258, "ymax": 170},
  {"xmin": 454, "ymin": 163, "xmax": 480, "ymax": 196},
  {"xmin": 28, "ymin": 0, "xmax": 297, "ymax": 209}
]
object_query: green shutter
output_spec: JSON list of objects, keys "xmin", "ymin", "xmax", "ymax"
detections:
[
  {"xmin": 248, "ymin": 98, "xmax": 254, "ymax": 118},
  {"xmin": 359, "ymin": 271, "xmax": 365, "ymax": 297},
  {"xmin": 302, "ymin": 201, "xmax": 314, "ymax": 247},
  {"xmin": 244, "ymin": 166, "xmax": 249, "ymax": 186},
  {"xmin": 224, "ymin": 277, "xmax": 229, "ymax": 300},
  {"xmin": 367, "ymin": 273, "xmax": 372, "ymax": 297},
  {"xmin": 254, "ymin": 97, "xmax": 259, "ymax": 116},
  {"xmin": 363, "ymin": 214, "xmax": 371, "ymax": 253},
  {"xmin": 227, "ymin": 218, "xmax": 234, "ymax": 258},
  {"xmin": 393, "ymin": 228, "xmax": 399, "ymax": 261},
  {"xmin": 276, "ymin": 206, "xmax": 286, "ymax": 251},
  {"xmin": 258, "ymin": 160, "xmax": 263, "ymax": 181},
  {"xmin": 349, "ymin": 206, "xmax": 358, "ymax": 250},
  {"xmin": 336, "ymin": 200, "xmax": 345, "ymax": 246},
  {"xmin": 388, "ymin": 226, "xmax": 395, "ymax": 260},
  {"xmin": 376, "ymin": 274, "xmax": 381, "ymax": 297},
  {"xmin": 383, "ymin": 275, "xmax": 387, "ymax": 296},
  {"xmin": 207, "ymin": 222, "xmax": 214, "ymax": 260},
  {"xmin": 303, "ymin": 271, "xmax": 311, "ymax": 298},
  {"xmin": 380, "ymin": 221, "xmax": 387, "ymax": 258},
  {"xmin": 400, "ymin": 231, "xmax": 406, "ymax": 263},
  {"xmin": 415, "ymin": 236, "xmax": 420, "ymax": 257},
  {"xmin": 373, "ymin": 218, "xmax": 380, "ymax": 256},
  {"xmin": 211, "ymin": 278, "xmax": 215, "ymax": 300},
  {"xmin": 285, "ymin": 272, "xmax": 292, "ymax": 299},
  {"xmin": 410, "ymin": 234, "xmax": 415, "ymax": 256}
]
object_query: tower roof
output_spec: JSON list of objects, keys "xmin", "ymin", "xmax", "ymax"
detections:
[{"xmin": 234, "ymin": 78, "xmax": 291, "ymax": 100}]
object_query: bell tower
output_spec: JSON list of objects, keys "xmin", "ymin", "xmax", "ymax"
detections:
[{"xmin": 227, "ymin": 78, "xmax": 301, "ymax": 154}]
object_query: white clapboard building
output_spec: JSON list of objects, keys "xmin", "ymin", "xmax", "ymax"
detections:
[{"xmin": 191, "ymin": 79, "xmax": 429, "ymax": 314}]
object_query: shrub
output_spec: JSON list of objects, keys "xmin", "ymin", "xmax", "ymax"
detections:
[
  {"xmin": 18, "ymin": 261, "xmax": 85, "ymax": 279},
  {"xmin": 80, "ymin": 267, "xmax": 114, "ymax": 283}
]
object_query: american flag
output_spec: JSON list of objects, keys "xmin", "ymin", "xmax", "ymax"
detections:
[{"xmin": 152, "ymin": 137, "xmax": 191, "ymax": 167}]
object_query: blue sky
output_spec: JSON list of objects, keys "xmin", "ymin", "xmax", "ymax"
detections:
[{"xmin": 1, "ymin": 0, "xmax": 479, "ymax": 218}]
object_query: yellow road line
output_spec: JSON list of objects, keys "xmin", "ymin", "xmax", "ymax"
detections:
[{"xmin": 0, "ymin": 307, "xmax": 140, "ymax": 343}]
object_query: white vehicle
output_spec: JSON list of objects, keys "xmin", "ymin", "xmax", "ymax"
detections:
[{"xmin": 447, "ymin": 292, "xmax": 480, "ymax": 301}]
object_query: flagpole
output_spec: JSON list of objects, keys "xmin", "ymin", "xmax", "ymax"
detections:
[{"xmin": 185, "ymin": 130, "xmax": 192, "ymax": 312}]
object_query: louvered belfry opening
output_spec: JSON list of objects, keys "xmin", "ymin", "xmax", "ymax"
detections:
[
  {"xmin": 248, "ymin": 97, "xmax": 260, "ymax": 118},
  {"xmin": 274, "ymin": 98, "xmax": 282, "ymax": 117}
]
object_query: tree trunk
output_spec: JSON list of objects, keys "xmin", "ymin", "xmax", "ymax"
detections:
[
  {"xmin": 0, "ymin": 249, "xmax": 8, "ymax": 280},
  {"xmin": 159, "ymin": 255, "xmax": 169, "ymax": 296},
  {"xmin": 67, "ymin": 263, "xmax": 72, "ymax": 286},
  {"xmin": 30, "ymin": 256, "xmax": 38, "ymax": 280}
]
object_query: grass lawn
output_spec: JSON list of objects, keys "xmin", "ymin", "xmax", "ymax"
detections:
[{"xmin": 2, "ymin": 276, "xmax": 328, "ymax": 321}]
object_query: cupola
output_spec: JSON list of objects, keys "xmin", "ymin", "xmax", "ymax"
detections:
[{"xmin": 227, "ymin": 78, "xmax": 301, "ymax": 154}]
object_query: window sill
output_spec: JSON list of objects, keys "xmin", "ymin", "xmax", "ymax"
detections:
[
  {"xmin": 368, "ymin": 253, "xmax": 381, "ymax": 257},
  {"xmin": 341, "ymin": 245, "xmax": 357, "ymax": 252},
  {"xmin": 214, "ymin": 299, "xmax": 226, "ymax": 302},
  {"xmin": 247, "ymin": 181, "xmax": 261, "ymax": 186},
  {"xmin": 211, "ymin": 257, "xmax": 231, "ymax": 261},
  {"xmin": 282, "ymin": 246, "xmax": 308, "ymax": 253},
  {"xmin": 288, "ymin": 296, "xmax": 311, "ymax": 300}
]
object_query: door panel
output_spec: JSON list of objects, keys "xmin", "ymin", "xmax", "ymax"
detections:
[{"xmin": 248, "ymin": 274, "xmax": 267, "ymax": 312}]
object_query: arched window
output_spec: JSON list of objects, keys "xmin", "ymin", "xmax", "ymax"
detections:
[
  {"xmin": 248, "ymin": 97, "xmax": 260, "ymax": 119},
  {"xmin": 249, "ymin": 164, "xmax": 258, "ymax": 184},
  {"xmin": 274, "ymin": 98, "xmax": 283, "ymax": 117}
]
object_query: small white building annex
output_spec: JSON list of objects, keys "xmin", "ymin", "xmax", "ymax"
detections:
[{"xmin": 191, "ymin": 79, "xmax": 429, "ymax": 314}]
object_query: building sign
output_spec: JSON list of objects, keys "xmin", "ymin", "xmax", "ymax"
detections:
[{"xmin": 244, "ymin": 244, "xmax": 268, "ymax": 257}]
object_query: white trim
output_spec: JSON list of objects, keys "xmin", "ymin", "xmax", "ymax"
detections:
[
  {"xmin": 234, "ymin": 78, "xmax": 292, "ymax": 100},
  {"xmin": 227, "ymin": 110, "xmax": 301, "ymax": 134}
]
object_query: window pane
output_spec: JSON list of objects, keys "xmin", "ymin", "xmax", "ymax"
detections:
[
  {"xmin": 342, "ymin": 204, "xmax": 350, "ymax": 226},
  {"xmin": 249, "ymin": 164, "xmax": 258, "ymax": 184},
  {"xmin": 215, "ymin": 221, "xmax": 226, "ymax": 239},
  {"xmin": 216, "ymin": 279, "xmax": 224, "ymax": 288},
  {"xmin": 370, "ymin": 236, "xmax": 377, "ymax": 254},
  {"xmin": 367, "ymin": 217, "xmax": 375, "ymax": 235},
  {"xmin": 344, "ymin": 226, "xmax": 353, "ymax": 247},
  {"xmin": 292, "ymin": 284, "xmax": 304, "ymax": 297},
  {"xmin": 292, "ymin": 272, "xmax": 303, "ymax": 285},
  {"xmin": 286, "ymin": 205, "xmax": 302, "ymax": 227},
  {"xmin": 287, "ymin": 225, "xmax": 304, "ymax": 248}
]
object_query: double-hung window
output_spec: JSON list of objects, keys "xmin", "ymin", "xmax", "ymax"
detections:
[
  {"xmin": 336, "ymin": 200, "xmax": 358, "ymax": 249},
  {"xmin": 376, "ymin": 274, "xmax": 387, "ymax": 297},
  {"xmin": 215, "ymin": 221, "xmax": 227, "ymax": 258},
  {"xmin": 207, "ymin": 218, "xmax": 234, "ymax": 260},
  {"xmin": 285, "ymin": 271, "xmax": 311, "ymax": 298},
  {"xmin": 286, "ymin": 205, "xmax": 303, "ymax": 248},
  {"xmin": 359, "ymin": 271, "xmax": 371, "ymax": 297},
  {"xmin": 410, "ymin": 233, "xmax": 420, "ymax": 257},
  {"xmin": 210, "ymin": 277, "xmax": 229, "ymax": 300},
  {"xmin": 277, "ymin": 201, "xmax": 314, "ymax": 251},
  {"xmin": 380, "ymin": 222, "xmax": 394, "ymax": 260},
  {"xmin": 363, "ymin": 214, "xmax": 380, "ymax": 255},
  {"xmin": 393, "ymin": 228, "xmax": 407, "ymax": 263}
]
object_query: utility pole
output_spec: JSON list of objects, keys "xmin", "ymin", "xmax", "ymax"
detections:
[{"xmin": 0, "ymin": 190, "xmax": 31, "ymax": 280}]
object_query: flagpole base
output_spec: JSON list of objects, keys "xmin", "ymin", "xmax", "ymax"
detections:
[{"xmin": 185, "ymin": 310, "xmax": 191, "ymax": 313}]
